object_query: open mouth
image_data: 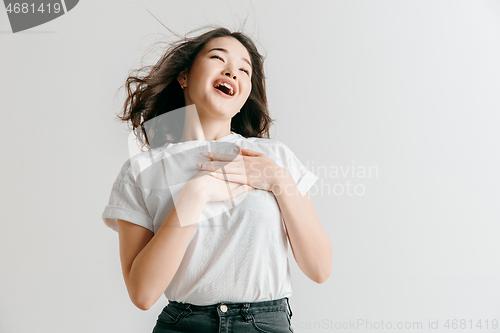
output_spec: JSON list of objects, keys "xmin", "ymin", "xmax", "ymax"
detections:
[{"xmin": 213, "ymin": 82, "xmax": 235, "ymax": 96}]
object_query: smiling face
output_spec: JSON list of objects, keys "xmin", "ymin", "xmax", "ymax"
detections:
[{"xmin": 178, "ymin": 36, "xmax": 253, "ymax": 119}]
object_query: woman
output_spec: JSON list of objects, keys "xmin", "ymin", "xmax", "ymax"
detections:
[{"xmin": 102, "ymin": 26, "xmax": 332, "ymax": 333}]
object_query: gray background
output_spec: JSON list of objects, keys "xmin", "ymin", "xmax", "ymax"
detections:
[{"xmin": 1, "ymin": 0, "xmax": 499, "ymax": 332}]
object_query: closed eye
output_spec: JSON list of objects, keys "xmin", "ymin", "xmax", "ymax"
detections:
[{"xmin": 211, "ymin": 55, "xmax": 250, "ymax": 76}]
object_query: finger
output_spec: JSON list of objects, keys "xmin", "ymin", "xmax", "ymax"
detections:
[
  {"xmin": 197, "ymin": 160, "xmax": 223, "ymax": 172},
  {"xmin": 199, "ymin": 151, "xmax": 240, "ymax": 162},
  {"xmin": 238, "ymin": 148, "xmax": 261, "ymax": 156},
  {"xmin": 199, "ymin": 161, "xmax": 236, "ymax": 173},
  {"xmin": 209, "ymin": 171, "xmax": 247, "ymax": 184},
  {"xmin": 200, "ymin": 159, "xmax": 246, "ymax": 174}
]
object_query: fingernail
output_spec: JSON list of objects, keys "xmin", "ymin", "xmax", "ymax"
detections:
[
  {"xmin": 234, "ymin": 144, "xmax": 240, "ymax": 151},
  {"xmin": 197, "ymin": 161, "xmax": 203, "ymax": 168},
  {"xmin": 199, "ymin": 152, "xmax": 208, "ymax": 157}
]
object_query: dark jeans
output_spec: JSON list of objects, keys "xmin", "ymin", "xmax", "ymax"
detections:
[{"xmin": 152, "ymin": 297, "xmax": 294, "ymax": 333}]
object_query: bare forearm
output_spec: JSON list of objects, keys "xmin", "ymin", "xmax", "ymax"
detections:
[
  {"xmin": 128, "ymin": 184, "xmax": 206, "ymax": 309},
  {"xmin": 273, "ymin": 172, "xmax": 332, "ymax": 283}
]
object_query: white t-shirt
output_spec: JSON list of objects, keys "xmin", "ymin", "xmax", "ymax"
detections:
[{"xmin": 101, "ymin": 132, "xmax": 318, "ymax": 305}]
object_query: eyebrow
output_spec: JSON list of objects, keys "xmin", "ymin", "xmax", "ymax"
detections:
[{"xmin": 207, "ymin": 47, "xmax": 252, "ymax": 69}]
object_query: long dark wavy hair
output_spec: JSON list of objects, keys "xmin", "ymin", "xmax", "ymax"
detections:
[{"xmin": 117, "ymin": 26, "xmax": 274, "ymax": 150}]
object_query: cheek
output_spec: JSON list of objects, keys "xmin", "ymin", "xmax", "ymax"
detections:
[
  {"xmin": 241, "ymin": 80, "xmax": 252, "ymax": 98},
  {"xmin": 187, "ymin": 64, "xmax": 208, "ymax": 88}
]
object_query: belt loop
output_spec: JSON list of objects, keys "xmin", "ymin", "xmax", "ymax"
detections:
[
  {"xmin": 182, "ymin": 304, "xmax": 192, "ymax": 317},
  {"xmin": 285, "ymin": 297, "xmax": 293, "ymax": 318},
  {"xmin": 241, "ymin": 303, "xmax": 252, "ymax": 322}
]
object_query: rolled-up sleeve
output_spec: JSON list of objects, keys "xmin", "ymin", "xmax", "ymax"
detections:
[
  {"xmin": 101, "ymin": 159, "xmax": 154, "ymax": 233},
  {"xmin": 278, "ymin": 143, "xmax": 319, "ymax": 197}
]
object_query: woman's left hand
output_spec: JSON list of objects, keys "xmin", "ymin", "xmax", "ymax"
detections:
[{"xmin": 197, "ymin": 147, "xmax": 287, "ymax": 192}]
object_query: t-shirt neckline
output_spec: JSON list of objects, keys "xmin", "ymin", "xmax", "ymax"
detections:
[{"xmin": 163, "ymin": 131, "xmax": 241, "ymax": 148}]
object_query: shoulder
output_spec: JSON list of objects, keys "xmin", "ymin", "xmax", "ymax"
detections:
[
  {"xmin": 110, "ymin": 158, "xmax": 135, "ymax": 185},
  {"xmin": 113, "ymin": 149, "xmax": 156, "ymax": 187}
]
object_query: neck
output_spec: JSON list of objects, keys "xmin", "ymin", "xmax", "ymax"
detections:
[{"xmin": 179, "ymin": 104, "xmax": 232, "ymax": 142}]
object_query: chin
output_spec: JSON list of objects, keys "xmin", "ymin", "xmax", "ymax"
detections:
[
  {"xmin": 208, "ymin": 102, "xmax": 238, "ymax": 116},
  {"xmin": 206, "ymin": 106, "xmax": 235, "ymax": 119}
]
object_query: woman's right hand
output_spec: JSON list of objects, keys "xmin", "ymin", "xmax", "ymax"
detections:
[{"xmin": 187, "ymin": 169, "xmax": 255, "ymax": 203}]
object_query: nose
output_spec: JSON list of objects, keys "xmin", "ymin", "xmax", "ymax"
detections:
[{"xmin": 224, "ymin": 71, "xmax": 236, "ymax": 80}]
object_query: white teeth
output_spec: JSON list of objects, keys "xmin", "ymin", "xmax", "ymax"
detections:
[{"xmin": 214, "ymin": 82, "xmax": 234, "ymax": 95}]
